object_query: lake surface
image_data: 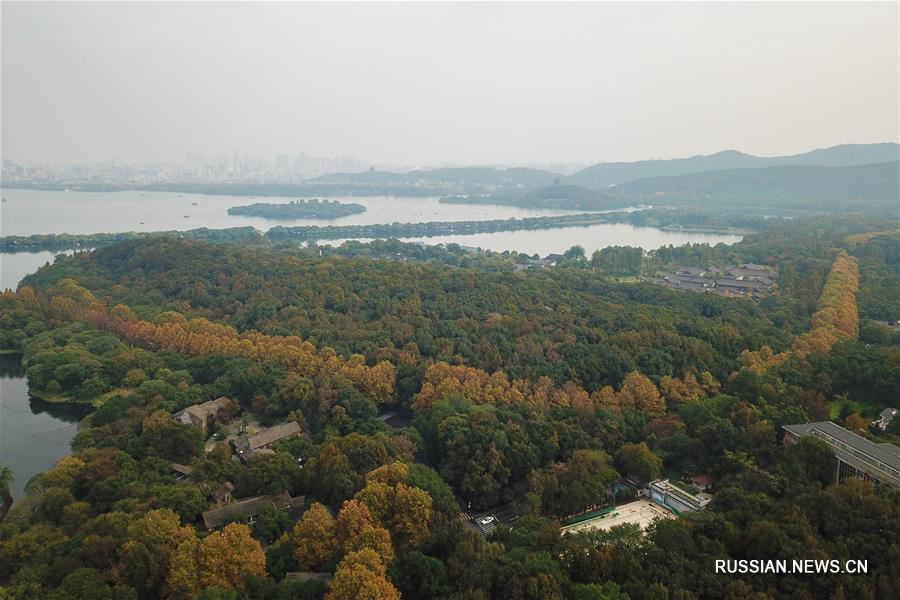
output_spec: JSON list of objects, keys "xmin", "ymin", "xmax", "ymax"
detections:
[
  {"xmin": 1, "ymin": 188, "xmax": 742, "ymax": 258},
  {"xmin": 0, "ymin": 354, "xmax": 91, "ymax": 502},
  {"xmin": 2, "ymin": 251, "xmax": 63, "ymax": 290},
  {"xmin": 321, "ymin": 223, "xmax": 743, "ymax": 256},
  {"xmin": 0, "ymin": 188, "xmax": 583, "ymax": 236}
]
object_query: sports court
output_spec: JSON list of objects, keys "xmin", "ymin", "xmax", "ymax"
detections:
[{"xmin": 560, "ymin": 498, "xmax": 675, "ymax": 534}]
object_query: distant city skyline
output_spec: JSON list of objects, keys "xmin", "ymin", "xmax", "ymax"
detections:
[
  {"xmin": 2, "ymin": 3, "xmax": 898, "ymax": 166},
  {"xmin": 2, "ymin": 148, "xmax": 597, "ymax": 184}
]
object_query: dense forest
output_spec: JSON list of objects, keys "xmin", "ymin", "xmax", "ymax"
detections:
[{"xmin": 0, "ymin": 214, "xmax": 898, "ymax": 599}]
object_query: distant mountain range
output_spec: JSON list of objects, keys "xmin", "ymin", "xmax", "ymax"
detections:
[
  {"xmin": 310, "ymin": 143, "xmax": 898, "ymax": 191},
  {"xmin": 565, "ymin": 143, "xmax": 900, "ymax": 189},
  {"xmin": 438, "ymin": 160, "xmax": 900, "ymax": 215}
]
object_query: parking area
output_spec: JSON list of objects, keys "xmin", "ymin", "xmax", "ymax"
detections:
[{"xmin": 560, "ymin": 499, "xmax": 675, "ymax": 534}]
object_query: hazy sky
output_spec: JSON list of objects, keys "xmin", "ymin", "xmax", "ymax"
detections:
[{"xmin": 2, "ymin": 2, "xmax": 898, "ymax": 167}]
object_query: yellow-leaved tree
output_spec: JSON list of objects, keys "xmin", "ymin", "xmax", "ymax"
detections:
[
  {"xmin": 335, "ymin": 500, "xmax": 395, "ymax": 565},
  {"xmin": 325, "ymin": 548, "xmax": 400, "ymax": 600},
  {"xmin": 166, "ymin": 523, "xmax": 265, "ymax": 597},
  {"xmin": 354, "ymin": 462, "xmax": 434, "ymax": 551},
  {"xmin": 292, "ymin": 502, "xmax": 339, "ymax": 570}
]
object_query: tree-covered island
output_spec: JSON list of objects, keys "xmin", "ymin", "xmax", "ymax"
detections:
[{"xmin": 227, "ymin": 199, "xmax": 366, "ymax": 220}]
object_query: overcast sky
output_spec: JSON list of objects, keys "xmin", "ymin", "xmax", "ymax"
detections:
[{"xmin": 2, "ymin": 2, "xmax": 898, "ymax": 167}]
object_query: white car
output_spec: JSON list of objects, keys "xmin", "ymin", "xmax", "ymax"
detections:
[{"xmin": 479, "ymin": 516, "xmax": 495, "ymax": 526}]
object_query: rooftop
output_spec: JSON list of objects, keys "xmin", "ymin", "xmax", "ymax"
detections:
[
  {"xmin": 239, "ymin": 421, "xmax": 303, "ymax": 452},
  {"xmin": 649, "ymin": 479, "xmax": 712, "ymax": 509},
  {"xmin": 783, "ymin": 421, "xmax": 900, "ymax": 485},
  {"xmin": 184, "ymin": 396, "xmax": 234, "ymax": 419},
  {"xmin": 171, "ymin": 463, "xmax": 193, "ymax": 476},
  {"xmin": 202, "ymin": 495, "xmax": 275, "ymax": 530}
]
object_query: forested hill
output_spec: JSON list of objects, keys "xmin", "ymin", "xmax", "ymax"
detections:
[
  {"xmin": 607, "ymin": 161, "xmax": 900, "ymax": 213},
  {"xmin": 19, "ymin": 237, "xmax": 794, "ymax": 385},
  {"xmin": 439, "ymin": 161, "xmax": 900, "ymax": 215},
  {"xmin": 567, "ymin": 142, "xmax": 900, "ymax": 188},
  {"xmin": 1, "ymin": 218, "xmax": 898, "ymax": 599}
]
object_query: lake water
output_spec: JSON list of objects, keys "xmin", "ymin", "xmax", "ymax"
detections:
[
  {"xmin": 0, "ymin": 354, "xmax": 91, "ymax": 502},
  {"xmin": 1, "ymin": 187, "xmax": 742, "ymax": 261},
  {"xmin": 0, "ymin": 188, "xmax": 584, "ymax": 236},
  {"xmin": 2, "ymin": 251, "xmax": 63, "ymax": 290},
  {"xmin": 321, "ymin": 223, "xmax": 743, "ymax": 257}
]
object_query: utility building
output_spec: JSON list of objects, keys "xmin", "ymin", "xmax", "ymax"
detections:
[{"xmin": 783, "ymin": 421, "xmax": 900, "ymax": 489}]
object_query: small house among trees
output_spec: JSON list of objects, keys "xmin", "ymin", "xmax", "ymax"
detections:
[
  {"xmin": 201, "ymin": 492, "xmax": 305, "ymax": 531},
  {"xmin": 235, "ymin": 421, "xmax": 303, "ymax": 461},
  {"xmin": 173, "ymin": 396, "xmax": 238, "ymax": 434}
]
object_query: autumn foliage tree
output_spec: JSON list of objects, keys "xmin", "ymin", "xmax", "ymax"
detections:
[
  {"xmin": 659, "ymin": 372, "xmax": 710, "ymax": 404},
  {"xmin": 794, "ymin": 252, "xmax": 859, "ymax": 358},
  {"xmin": 593, "ymin": 371, "xmax": 666, "ymax": 416},
  {"xmin": 737, "ymin": 345, "xmax": 790, "ymax": 374},
  {"xmin": 39, "ymin": 279, "xmax": 396, "ymax": 402},
  {"xmin": 354, "ymin": 462, "xmax": 434, "ymax": 551},
  {"xmin": 325, "ymin": 548, "xmax": 400, "ymax": 600},
  {"xmin": 335, "ymin": 500, "xmax": 395, "ymax": 564},
  {"xmin": 292, "ymin": 502, "xmax": 339, "ymax": 571},
  {"xmin": 844, "ymin": 413, "xmax": 870, "ymax": 432},
  {"xmin": 198, "ymin": 523, "xmax": 266, "ymax": 590},
  {"xmin": 166, "ymin": 523, "xmax": 265, "ymax": 597},
  {"xmin": 414, "ymin": 362, "xmax": 598, "ymax": 413}
]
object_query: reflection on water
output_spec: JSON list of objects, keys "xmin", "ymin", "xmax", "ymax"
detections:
[{"xmin": 0, "ymin": 354, "xmax": 91, "ymax": 502}]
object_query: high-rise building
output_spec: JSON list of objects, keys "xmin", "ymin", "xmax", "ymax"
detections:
[{"xmin": 232, "ymin": 151, "xmax": 241, "ymax": 177}]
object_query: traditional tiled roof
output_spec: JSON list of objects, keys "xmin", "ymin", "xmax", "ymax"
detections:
[
  {"xmin": 238, "ymin": 422, "xmax": 303, "ymax": 453},
  {"xmin": 202, "ymin": 495, "xmax": 275, "ymax": 530}
]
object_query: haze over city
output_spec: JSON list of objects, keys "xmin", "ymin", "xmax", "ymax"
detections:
[{"xmin": 2, "ymin": 1, "xmax": 898, "ymax": 168}]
